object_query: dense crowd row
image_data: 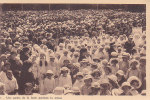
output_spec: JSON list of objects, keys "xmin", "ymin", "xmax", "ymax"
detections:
[{"xmin": 0, "ymin": 9, "xmax": 146, "ymax": 95}]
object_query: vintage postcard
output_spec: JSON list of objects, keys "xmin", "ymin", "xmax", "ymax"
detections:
[{"xmin": 0, "ymin": 0, "xmax": 149, "ymax": 100}]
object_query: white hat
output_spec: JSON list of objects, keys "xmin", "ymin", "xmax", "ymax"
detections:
[
  {"xmin": 60, "ymin": 67, "xmax": 69, "ymax": 71},
  {"xmin": 14, "ymin": 42, "xmax": 21, "ymax": 46},
  {"xmin": 50, "ymin": 54, "xmax": 55, "ymax": 58},
  {"xmin": 111, "ymin": 52, "xmax": 118, "ymax": 57},
  {"xmin": 73, "ymin": 63, "xmax": 80, "ymax": 69},
  {"xmin": 121, "ymin": 82, "xmax": 132, "ymax": 89},
  {"xmin": 82, "ymin": 68, "xmax": 90, "ymax": 75},
  {"xmin": 112, "ymin": 89, "xmax": 123, "ymax": 96},
  {"xmin": 81, "ymin": 59, "xmax": 89, "ymax": 63},
  {"xmin": 101, "ymin": 59, "xmax": 108, "ymax": 65},
  {"xmin": 59, "ymin": 43, "xmax": 65, "ymax": 47},
  {"xmin": 127, "ymin": 76, "xmax": 142, "ymax": 89},
  {"xmin": 63, "ymin": 49, "xmax": 68, "ymax": 53},
  {"xmin": 46, "ymin": 70, "xmax": 53, "ymax": 75},
  {"xmin": 93, "ymin": 55, "xmax": 100, "ymax": 60},
  {"xmin": 116, "ymin": 70, "xmax": 124, "ymax": 76},
  {"xmin": 74, "ymin": 52, "xmax": 79, "ymax": 56},
  {"xmin": 76, "ymin": 72, "xmax": 83, "ymax": 77},
  {"xmin": 100, "ymin": 79, "xmax": 110, "ymax": 85},
  {"xmin": 84, "ymin": 75, "xmax": 92, "ymax": 81},
  {"xmin": 108, "ymin": 75, "xmax": 118, "ymax": 83}
]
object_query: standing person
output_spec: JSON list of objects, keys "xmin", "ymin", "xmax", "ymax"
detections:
[
  {"xmin": 108, "ymin": 75, "xmax": 119, "ymax": 90},
  {"xmin": 28, "ymin": 55, "xmax": 39, "ymax": 85},
  {"xmin": 81, "ymin": 75, "xmax": 92, "ymax": 95},
  {"xmin": 78, "ymin": 48, "xmax": 88, "ymax": 62},
  {"xmin": 127, "ymin": 76, "xmax": 142, "ymax": 95},
  {"xmin": 73, "ymin": 72, "xmax": 84, "ymax": 89},
  {"xmin": 59, "ymin": 50, "xmax": 71, "ymax": 67},
  {"xmin": 103, "ymin": 66, "xmax": 112, "ymax": 79},
  {"xmin": 116, "ymin": 70, "xmax": 126, "ymax": 86},
  {"xmin": 37, "ymin": 52, "xmax": 48, "ymax": 94},
  {"xmin": 89, "ymin": 82, "xmax": 100, "ymax": 95},
  {"xmin": 43, "ymin": 70, "xmax": 55, "ymax": 94},
  {"xmin": 79, "ymin": 59, "xmax": 91, "ymax": 72},
  {"xmin": 58, "ymin": 67, "xmax": 72, "ymax": 88},
  {"xmin": 48, "ymin": 55, "xmax": 60, "ymax": 87},
  {"xmin": 91, "ymin": 69, "xmax": 102, "ymax": 83},
  {"xmin": 71, "ymin": 52, "xmax": 80, "ymax": 63},
  {"xmin": 124, "ymin": 35, "xmax": 135, "ymax": 55},
  {"xmin": 126, "ymin": 60, "xmax": 141, "ymax": 79},
  {"xmin": 100, "ymin": 79, "xmax": 111, "ymax": 95},
  {"xmin": 120, "ymin": 82, "xmax": 132, "ymax": 95},
  {"xmin": 8, "ymin": 51, "xmax": 22, "ymax": 84},
  {"xmin": 119, "ymin": 53, "xmax": 130, "ymax": 74},
  {"xmin": 138, "ymin": 57, "xmax": 146, "ymax": 92},
  {"xmin": 19, "ymin": 60, "xmax": 35, "ymax": 94},
  {"xmin": 110, "ymin": 58, "xmax": 119, "ymax": 75},
  {"xmin": 3, "ymin": 70, "xmax": 18, "ymax": 95},
  {"xmin": 0, "ymin": 54, "xmax": 8, "ymax": 72},
  {"xmin": 20, "ymin": 46, "xmax": 30, "ymax": 62},
  {"xmin": 0, "ymin": 62, "xmax": 11, "ymax": 83},
  {"xmin": 48, "ymin": 55, "xmax": 59, "ymax": 76}
]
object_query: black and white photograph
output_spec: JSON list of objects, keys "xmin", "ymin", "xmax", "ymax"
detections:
[{"xmin": 0, "ymin": 3, "xmax": 146, "ymax": 96}]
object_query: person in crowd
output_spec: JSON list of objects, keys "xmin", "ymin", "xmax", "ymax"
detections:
[
  {"xmin": 19, "ymin": 60, "xmax": 35, "ymax": 94},
  {"xmin": 108, "ymin": 75, "xmax": 119, "ymax": 90},
  {"xmin": 116, "ymin": 70, "xmax": 126, "ymax": 86},
  {"xmin": 2, "ymin": 70, "xmax": 18, "ymax": 95},
  {"xmin": 100, "ymin": 79, "xmax": 111, "ymax": 95},
  {"xmin": 126, "ymin": 59, "xmax": 141, "ymax": 79},
  {"xmin": 71, "ymin": 52, "xmax": 80, "ymax": 63},
  {"xmin": 89, "ymin": 82, "xmax": 100, "ymax": 95},
  {"xmin": 81, "ymin": 75, "xmax": 93, "ymax": 95},
  {"xmin": 120, "ymin": 82, "xmax": 132, "ymax": 95},
  {"xmin": 0, "ymin": 54, "xmax": 8, "ymax": 72},
  {"xmin": 73, "ymin": 72, "xmax": 84, "ymax": 89},
  {"xmin": 119, "ymin": 52, "xmax": 130, "ymax": 74},
  {"xmin": 8, "ymin": 51, "xmax": 22, "ymax": 84},
  {"xmin": 124, "ymin": 35, "xmax": 136, "ymax": 55},
  {"xmin": 91, "ymin": 69, "xmax": 102, "ymax": 83},
  {"xmin": 28, "ymin": 55, "xmax": 39, "ymax": 85},
  {"xmin": 110, "ymin": 58, "xmax": 119, "ymax": 75},
  {"xmin": 127, "ymin": 76, "xmax": 142, "ymax": 95},
  {"xmin": 138, "ymin": 57, "xmax": 146, "ymax": 92},
  {"xmin": 58, "ymin": 67, "xmax": 72, "ymax": 88},
  {"xmin": 43, "ymin": 70, "xmax": 55, "ymax": 94}
]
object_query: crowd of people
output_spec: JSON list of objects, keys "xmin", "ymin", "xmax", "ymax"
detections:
[{"xmin": 0, "ymin": 9, "xmax": 146, "ymax": 95}]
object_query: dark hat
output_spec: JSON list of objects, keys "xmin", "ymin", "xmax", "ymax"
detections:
[{"xmin": 22, "ymin": 47, "xmax": 30, "ymax": 52}]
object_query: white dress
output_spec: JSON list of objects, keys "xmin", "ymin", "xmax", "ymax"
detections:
[
  {"xmin": 58, "ymin": 74, "xmax": 72, "ymax": 88},
  {"xmin": 43, "ymin": 78, "xmax": 55, "ymax": 94}
]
